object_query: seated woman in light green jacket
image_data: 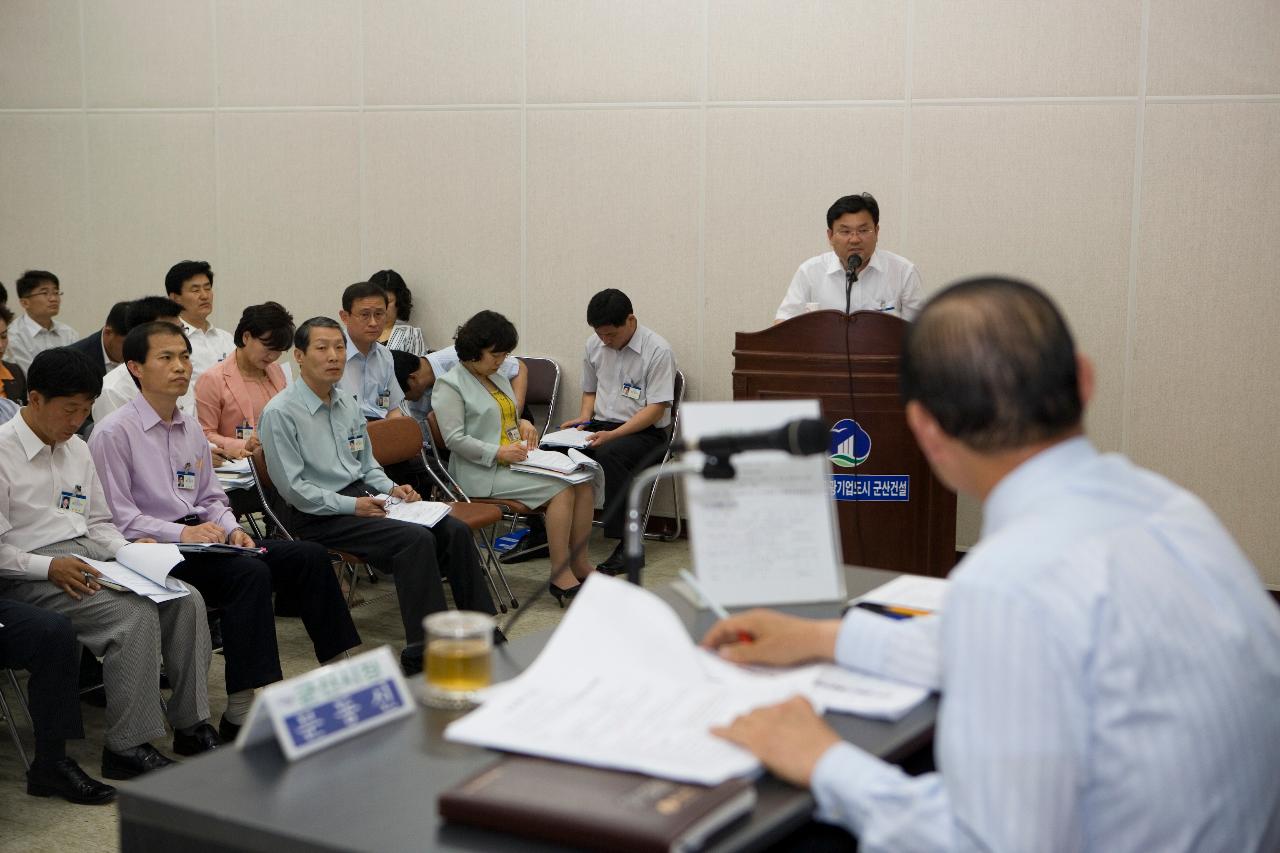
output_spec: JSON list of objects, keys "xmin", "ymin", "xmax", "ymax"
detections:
[{"xmin": 433, "ymin": 311, "xmax": 596, "ymax": 606}]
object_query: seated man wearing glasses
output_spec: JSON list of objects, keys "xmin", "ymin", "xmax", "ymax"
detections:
[
  {"xmin": 775, "ymin": 193, "xmax": 923, "ymax": 323},
  {"xmin": 7, "ymin": 271, "xmax": 79, "ymax": 371}
]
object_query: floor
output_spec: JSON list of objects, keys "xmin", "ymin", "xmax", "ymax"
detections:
[{"xmin": 0, "ymin": 534, "xmax": 693, "ymax": 852}]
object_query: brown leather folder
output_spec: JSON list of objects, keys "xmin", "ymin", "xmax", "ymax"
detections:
[{"xmin": 438, "ymin": 755, "xmax": 757, "ymax": 852}]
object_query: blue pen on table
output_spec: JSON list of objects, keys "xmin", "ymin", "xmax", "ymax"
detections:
[{"xmin": 678, "ymin": 569, "xmax": 752, "ymax": 644}]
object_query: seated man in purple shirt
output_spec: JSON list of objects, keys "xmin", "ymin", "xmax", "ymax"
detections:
[{"xmin": 89, "ymin": 322, "xmax": 361, "ymax": 740}]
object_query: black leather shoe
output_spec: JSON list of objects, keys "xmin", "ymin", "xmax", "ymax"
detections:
[
  {"xmin": 596, "ymin": 542, "xmax": 639, "ymax": 576},
  {"xmin": 548, "ymin": 582, "xmax": 582, "ymax": 608},
  {"xmin": 102, "ymin": 743, "xmax": 176, "ymax": 780},
  {"xmin": 401, "ymin": 643, "xmax": 425, "ymax": 677},
  {"xmin": 499, "ymin": 529, "xmax": 549, "ymax": 564},
  {"xmin": 218, "ymin": 714, "xmax": 242, "ymax": 743},
  {"xmin": 27, "ymin": 757, "xmax": 116, "ymax": 805},
  {"xmin": 173, "ymin": 722, "xmax": 222, "ymax": 756}
]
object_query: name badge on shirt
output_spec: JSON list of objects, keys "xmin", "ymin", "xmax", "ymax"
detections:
[
  {"xmin": 377, "ymin": 389, "xmax": 391, "ymax": 409},
  {"xmin": 505, "ymin": 426, "xmax": 522, "ymax": 443},
  {"xmin": 58, "ymin": 486, "xmax": 88, "ymax": 515},
  {"xmin": 235, "ymin": 421, "xmax": 255, "ymax": 441},
  {"xmin": 621, "ymin": 382, "xmax": 642, "ymax": 401},
  {"xmin": 176, "ymin": 465, "xmax": 197, "ymax": 491},
  {"xmin": 347, "ymin": 431, "xmax": 366, "ymax": 454}
]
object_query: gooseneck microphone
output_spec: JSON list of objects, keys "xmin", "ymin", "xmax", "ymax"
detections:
[
  {"xmin": 676, "ymin": 418, "xmax": 829, "ymax": 458},
  {"xmin": 844, "ymin": 253, "xmax": 862, "ymax": 313}
]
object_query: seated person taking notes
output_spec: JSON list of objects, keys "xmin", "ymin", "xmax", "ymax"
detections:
[
  {"xmin": 775, "ymin": 193, "xmax": 922, "ymax": 322},
  {"xmin": 433, "ymin": 311, "xmax": 595, "ymax": 606},
  {"xmin": 89, "ymin": 322, "xmax": 361, "ymax": 739},
  {"xmin": 0, "ymin": 348, "xmax": 217, "ymax": 780},
  {"xmin": 258, "ymin": 317, "xmax": 498, "ymax": 676},
  {"xmin": 705, "ymin": 277, "xmax": 1280, "ymax": 852},
  {"xmin": 195, "ymin": 301, "xmax": 294, "ymax": 459},
  {"xmin": 562, "ymin": 289, "xmax": 675, "ymax": 575}
]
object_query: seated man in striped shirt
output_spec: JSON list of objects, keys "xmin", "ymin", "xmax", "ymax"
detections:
[{"xmin": 703, "ymin": 277, "xmax": 1280, "ymax": 852}]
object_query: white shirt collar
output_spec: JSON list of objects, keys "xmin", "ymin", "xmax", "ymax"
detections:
[{"xmin": 11, "ymin": 411, "xmax": 53, "ymax": 462}]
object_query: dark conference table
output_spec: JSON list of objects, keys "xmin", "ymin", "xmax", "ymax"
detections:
[{"xmin": 119, "ymin": 567, "xmax": 938, "ymax": 852}]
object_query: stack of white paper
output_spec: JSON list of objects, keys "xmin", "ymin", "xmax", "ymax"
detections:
[
  {"xmin": 849, "ymin": 575, "xmax": 949, "ymax": 615},
  {"xmin": 538, "ymin": 428, "xmax": 593, "ymax": 449},
  {"xmin": 80, "ymin": 542, "xmax": 189, "ymax": 603},
  {"xmin": 214, "ymin": 457, "xmax": 255, "ymax": 491},
  {"xmin": 376, "ymin": 496, "xmax": 451, "ymax": 528},
  {"xmin": 510, "ymin": 448, "xmax": 598, "ymax": 485}
]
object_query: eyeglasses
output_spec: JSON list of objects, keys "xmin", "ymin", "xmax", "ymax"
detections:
[
  {"xmin": 833, "ymin": 227, "xmax": 875, "ymax": 239},
  {"xmin": 26, "ymin": 289, "xmax": 63, "ymax": 298},
  {"xmin": 352, "ymin": 310, "xmax": 387, "ymax": 323}
]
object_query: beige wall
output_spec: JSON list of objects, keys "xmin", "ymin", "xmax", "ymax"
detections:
[{"xmin": 2, "ymin": 1, "xmax": 1278, "ymax": 584}]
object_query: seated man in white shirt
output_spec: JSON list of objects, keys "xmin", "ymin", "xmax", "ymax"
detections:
[
  {"xmin": 774, "ymin": 193, "xmax": 923, "ymax": 323},
  {"xmin": 7, "ymin": 270, "xmax": 79, "ymax": 371},
  {"xmin": 166, "ymin": 260, "xmax": 235, "ymax": 384},
  {"xmin": 93, "ymin": 296, "xmax": 197, "ymax": 425},
  {"xmin": 0, "ymin": 347, "xmax": 218, "ymax": 781},
  {"xmin": 704, "ymin": 276, "xmax": 1280, "ymax": 852},
  {"xmin": 338, "ymin": 280, "xmax": 406, "ymax": 422}
]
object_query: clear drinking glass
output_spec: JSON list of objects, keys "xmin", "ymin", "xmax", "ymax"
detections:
[{"xmin": 422, "ymin": 611, "xmax": 494, "ymax": 709}]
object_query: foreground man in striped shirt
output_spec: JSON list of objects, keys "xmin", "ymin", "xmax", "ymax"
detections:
[{"xmin": 703, "ymin": 276, "xmax": 1280, "ymax": 852}]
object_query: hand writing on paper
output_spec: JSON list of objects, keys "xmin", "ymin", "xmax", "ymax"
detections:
[
  {"xmin": 354, "ymin": 496, "xmax": 387, "ymax": 518},
  {"xmin": 700, "ymin": 610, "xmax": 841, "ymax": 667},
  {"xmin": 711, "ymin": 696, "xmax": 842, "ymax": 788},
  {"xmin": 497, "ymin": 444, "xmax": 528, "ymax": 464},
  {"xmin": 518, "ymin": 419, "xmax": 538, "ymax": 450},
  {"xmin": 180, "ymin": 522, "xmax": 226, "ymax": 544},
  {"xmin": 584, "ymin": 430, "xmax": 611, "ymax": 448},
  {"xmin": 390, "ymin": 484, "xmax": 419, "ymax": 503},
  {"xmin": 48, "ymin": 557, "xmax": 100, "ymax": 600}
]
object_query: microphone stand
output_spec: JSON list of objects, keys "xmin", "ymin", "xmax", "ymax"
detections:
[{"xmin": 622, "ymin": 456, "xmax": 731, "ymax": 587}]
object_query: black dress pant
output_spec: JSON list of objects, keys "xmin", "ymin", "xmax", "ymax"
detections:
[
  {"xmin": 579, "ymin": 422, "xmax": 667, "ymax": 539},
  {"xmin": 259, "ymin": 539, "xmax": 361, "ymax": 663},
  {"xmin": 282, "ymin": 482, "xmax": 497, "ymax": 646},
  {"xmin": 0, "ymin": 598, "xmax": 83, "ymax": 750},
  {"xmin": 171, "ymin": 552, "xmax": 281, "ymax": 694}
]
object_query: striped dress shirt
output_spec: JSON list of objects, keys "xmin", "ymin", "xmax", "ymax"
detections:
[{"xmin": 811, "ymin": 437, "xmax": 1280, "ymax": 852}]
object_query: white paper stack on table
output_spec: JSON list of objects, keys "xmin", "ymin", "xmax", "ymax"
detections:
[
  {"xmin": 538, "ymin": 428, "xmax": 593, "ymax": 449},
  {"xmin": 78, "ymin": 542, "xmax": 190, "ymax": 603},
  {"xmin": 848, "ymin": 574, "xmax": 948, "ymax": 617},
  {"xmin": 375, "ymin": 495, "xmax": 451, "ymax": 528},
  {"xmin": 445, "ymin": 574, "xmax": 931, "ymax": 785},
  {"xmin": 510, "ymin": 448, "xmax": 598, "ymax": 485}
]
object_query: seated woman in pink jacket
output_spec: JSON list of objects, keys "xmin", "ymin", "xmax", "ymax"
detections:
[{"xmin": 195, "ymin": 302, "xmax": 294, "ymax": 459}]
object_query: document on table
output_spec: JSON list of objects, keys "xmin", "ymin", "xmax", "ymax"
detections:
[
  {"xmin": 79, "ymin": 543, "xmax": 189, "ymax": 603},
  {"xmin": 681, "ymin": 400, "xmax": 845, "ymax": 607},
  {"xmin": 375, "ymin": 496, "xmax": 451, "ymax": 528},
  {"xmin": 849, "ymin": 575, "xmax": 949, "ymax": 615},
  {"xmin": 538, "ymin": 428, "xmax": 593, "ymax": 449}
]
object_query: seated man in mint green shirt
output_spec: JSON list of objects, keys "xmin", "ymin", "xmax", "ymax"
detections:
[{"xmin": 258, "ymin": 316, "xmax": 498, "ymax": 675}]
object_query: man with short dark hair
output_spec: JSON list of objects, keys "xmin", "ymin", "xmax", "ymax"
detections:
[
  {"xmin": 165, "ymin": 260, "xmax": 234, "ymax": 383},
  {"xmin": 0, "ymin": 347, "xmax": 217, "ymax": 780},
  {"xmin": 337, "ymin": 281, "xmax": 405, "ymax": 421},
  {"xmin": 562, "ymin": 289, "xmax": 675, "ymax": 574},
  {"xmin": 775, "ymin": 193, "xmax": 923, "ymax": 322},
  {"xmin": 93, "ymin": 296, "xmax": 194, "ymax": 423},
  {"xmin": 90, "ymin": 321, "xmax": 361, "ymax": 739},
  {"xmin": 705, "ymin": 277, "xmax": 1280, "ymax": 852},
  {"xmin": 7, "ymin": 271, "xmax": 78, "ymax": 371},
  {"xmin": 259, "ymin": 317, "xmax": 499, "ymax": 675},
  {"xmin": 68, "ymin": 301, "xmax": 130, "ymax": 378}
]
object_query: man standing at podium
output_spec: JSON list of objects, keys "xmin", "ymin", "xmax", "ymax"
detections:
[
  {"xmin": 707, "ymin": 277, "xmax": 1280, "ymax": 851},
  {"xmin": 775, "ymin": 193, "xmax": 923, "ymax": 323}
]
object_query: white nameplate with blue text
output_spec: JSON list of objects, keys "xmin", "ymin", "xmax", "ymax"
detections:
[{"xmin": 236, "ymin": 646, "xmax": 414, "ymax": 760}]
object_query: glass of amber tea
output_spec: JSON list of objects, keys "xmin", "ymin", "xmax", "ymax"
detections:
[{"xmin": 423, "ymin": 611, "xmax": 494, "ymax": 708}]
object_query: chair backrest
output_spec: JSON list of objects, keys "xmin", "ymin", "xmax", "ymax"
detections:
[
  {"xmin": 247, "ymin": 448, "xmax": 294, "ymax": 540},
  {"xmin": 368, "ymin": 417, "xmax": 425, "ymax": 467},
  {"xmin": 425, "ymin": 410, "xmax": 446, "ymax": 452},
  {"xmin": 669, "ymin": 369, "xmax": 686, "ymax": 441},
  {"xmin": 517, "ymin": 356, "xmax": 560, "ymax": 438}
]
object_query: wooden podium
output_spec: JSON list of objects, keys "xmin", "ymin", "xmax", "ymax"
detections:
[{"xmin": 733, "ymin": 310, "xmax": 956, "ymax": 577}]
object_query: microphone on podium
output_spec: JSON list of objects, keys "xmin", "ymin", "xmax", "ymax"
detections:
[{"xmin": 844, "ymin": 253, "xmax": 862, "ymax": 313}]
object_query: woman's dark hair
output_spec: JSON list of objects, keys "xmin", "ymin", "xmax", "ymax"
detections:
[
  {"xmin": 234, "ymin": 302, "xmax": 295, "ymax": 351},
  {"xmin": 27, "ymin": 347, "xmax": 103, "ymax": 400},
  {"xmin": 369, "ymin": 269, "xmax": 413, "ymax": 322},
  {"xmin": 454, "ymin": 311, "xmax": 518, "ymax": 362},
  {"xmin": 0, "ymin": 305, "xmax": 12, "ymax": 325},
  {"xmin": 391, "ymin": 348, "xmax": 423, "ymax": 392}
]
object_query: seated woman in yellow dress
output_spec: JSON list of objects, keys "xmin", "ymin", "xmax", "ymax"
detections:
[{"xmin": 433, "ymin": 311, "xmax": 595, "ymax": 605}]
